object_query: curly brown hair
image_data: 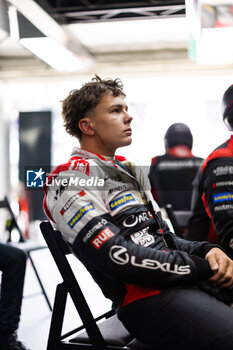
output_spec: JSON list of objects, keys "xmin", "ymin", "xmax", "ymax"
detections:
[{"xmin": 61, "ymin": 75, "xmax": 126, "ymax": 140}]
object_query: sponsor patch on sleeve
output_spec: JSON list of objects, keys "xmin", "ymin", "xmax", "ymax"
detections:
[
  {"xmin": 213, "ymin": 192, "xmax": 233, "ymax": 203},
  {"xmin": 91, "ymin": 227, "xmax": 115, "ymax": 249},
  {"xmin": 109, "ymin": 194, "xmax": 135, "ymax": 211},
  {"xmin": 68, "ymin": 202, "xmax": 95, "ymax": 228},
  {"xmin": 213, "ymin": 166, "xmax": 233, "ymax": 176},
  {"xmin": 213, "ymin": 181, "xmax": 233, "ymax": 188},
  {"xmin": 214, "ymin": 204, "xmax": 233, "ymax": 212},
  {"xmin": 60, "ymin": 190, "xmax": 86, "ymax": 216}
]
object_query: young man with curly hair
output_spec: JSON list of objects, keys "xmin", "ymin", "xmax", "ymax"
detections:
[{"xmin": 44, "ymin": 76, "xmax": 233, "ymax": 350}]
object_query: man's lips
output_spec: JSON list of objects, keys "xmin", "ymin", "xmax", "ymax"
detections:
[{"xmin": 124, "ymin": 128, "xmax": 132, "ymax": 135}]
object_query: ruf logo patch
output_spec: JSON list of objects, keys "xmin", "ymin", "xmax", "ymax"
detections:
[{"xmin": 91, "ymin": 228, "xmax": 114, "ymax": 249}]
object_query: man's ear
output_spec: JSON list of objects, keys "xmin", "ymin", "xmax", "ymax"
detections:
[{"xmin": 79, "ymin": 118, "xmax": 95, "ymax": 136}]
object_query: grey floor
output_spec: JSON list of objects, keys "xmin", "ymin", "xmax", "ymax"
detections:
[{"xmin": 17, "ymin": 247, "xmax": 111, "ymax": 350}]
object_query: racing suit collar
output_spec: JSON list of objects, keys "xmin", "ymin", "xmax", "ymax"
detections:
[
  {"xmin": 71, "ymin": 147, "xmax": 126, "ymax": 163},
  {"xmin": 71, "ymin": 147, "xmax": 109, "ymax": 160}
]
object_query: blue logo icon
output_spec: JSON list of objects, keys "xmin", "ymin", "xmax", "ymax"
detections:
[{"xmin": 26, "ymin": 168, "xmax": 45, "ymax": 188}]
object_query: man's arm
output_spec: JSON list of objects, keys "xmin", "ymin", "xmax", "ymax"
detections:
[
  {"xmin": 203, "ymin": 157, "xmax": 233, "ymax": 258},
  {"xmin": 160, "ymin": 213, "xmax": 233, "ymax": 289},
  {"xmin": 205, "ymin": 247, "xmax": 233, "ymax": 289},
  {"xmin": 45, "ymin": 180, "xmax": 213, "ymax": 289},
  {"xmin": 155, "ymin": 206, "xmax": 233, "ymax": 289},
  {"xmin": 186, "ymin": 190, "xmax": 212, "ymax": 242}
]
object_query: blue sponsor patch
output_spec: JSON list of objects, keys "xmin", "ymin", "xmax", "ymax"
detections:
[
  {"xmin": 213, "ymin": 192, "xmax": 233, "ymax": 203},
  {"xmin": 109, "ymin": 194, "xmax": 135, "ymax": 211},
  {"xmin": 68, "ymin": 203, "xmax": 95, "ymax": 228}
]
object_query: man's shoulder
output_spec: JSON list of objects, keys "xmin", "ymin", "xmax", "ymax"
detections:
[
  {"xmin": 202, "ymin": 138, "xmax": 233, "ymax": 173},
  {"xmin": 45, "ymin": 155, "xmax": 105, "ymax": 189},
  {"xmin": 151, "ymin": 154, "xmax": 166, "ymax": 165}
]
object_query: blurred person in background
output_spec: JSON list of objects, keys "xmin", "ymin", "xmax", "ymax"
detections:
[
  {"xmin": 148, "ymin": 123, "xmax": 203, "ymax": 210},
  {"xmin": 0, "ymin": 243, "xmax": 29, "ymax": 350},
  {"xmin": 187, "ymin": 84, "xmax": 233, "ymax": 259}
]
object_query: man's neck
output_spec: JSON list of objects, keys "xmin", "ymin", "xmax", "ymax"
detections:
[
  {"xmin": 168, "ymin": 145, "xmax": 193, "ymax": 158},
  {"xmin": 80, "ymin": 138, "xmax": 115, "ymax": 157}
]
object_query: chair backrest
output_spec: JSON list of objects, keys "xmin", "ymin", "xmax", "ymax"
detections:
[
  {"xmin": 165, "ymin": 204, "xmax": 192, "ymax": 237},
  {"xmin": 40, "ymin": 221, "xmax": 154, "ymax": 350},
  {"xmin": 40, "ymin": 220, "xmax": 110, "ymax": 349}
]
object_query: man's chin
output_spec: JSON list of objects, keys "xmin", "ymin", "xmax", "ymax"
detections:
[
  {"xmin": 122, "ymin": 138, "xmax": 132, "ymax": 147},
  {"xmin": 114, "ymin": 137, "xmax": 132, "ymax": 151},
  {"xmin": 126, "ymin": 135, "xmax": 132, "ymax": 143}
]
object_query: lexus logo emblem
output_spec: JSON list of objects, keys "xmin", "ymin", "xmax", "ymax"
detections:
[{"xmin": 109, "ymin": 246, "xmax": 129, "ymax": 265}]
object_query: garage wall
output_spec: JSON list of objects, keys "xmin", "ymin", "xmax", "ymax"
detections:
[{"xmin": 0, "ymin": 65, "xmax": 232, "ymax": 194}]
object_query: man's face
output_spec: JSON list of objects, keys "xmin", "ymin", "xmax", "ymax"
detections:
[{"xmin": 89, "ymin": 93, "xmax": 133, "ymax": 155}]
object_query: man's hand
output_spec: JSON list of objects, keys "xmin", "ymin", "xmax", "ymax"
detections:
[{"xmin": 205, "ymin": 247, "xmax": 233, "ymax": 289}]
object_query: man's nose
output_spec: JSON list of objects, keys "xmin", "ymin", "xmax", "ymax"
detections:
[{"xmin": 124, "ymin": 112, "xmax": 133, "ymax": 123}]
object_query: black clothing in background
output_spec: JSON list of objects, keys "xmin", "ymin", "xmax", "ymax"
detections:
[
  {"xmin": 149, "ymin": 146, "xmax": 203, "ymax": 210},
  {"xmin": 0, "ymin": 243, "xmax": 26, "ymax": 334},
  {"xmin": 187, "ymin": 135, "xmax": 233, "ymax": 258}
]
